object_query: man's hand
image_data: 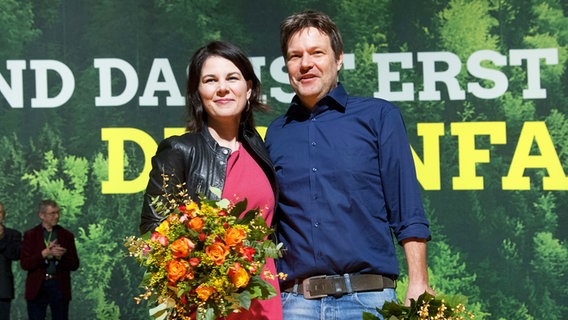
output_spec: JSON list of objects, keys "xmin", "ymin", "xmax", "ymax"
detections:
[
  {"xmin": 405, "ymin": 282, "xmax": 435, "ymax": 305},
  {"xmin": 51, "ymin": 243, "xmax": 67, "ymax": 260},
  {"xmin": 42, "ymin": 240, "xmax": 67, "ymax": 260}
]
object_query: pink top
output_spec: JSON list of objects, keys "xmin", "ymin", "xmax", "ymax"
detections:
[
  {"xmin": 222, "ymin": 143, "xmax": 275, "ymax": 225},
  {"xmin": 222, "ymin": 144, "xmax": 282, "ymax": 320}
]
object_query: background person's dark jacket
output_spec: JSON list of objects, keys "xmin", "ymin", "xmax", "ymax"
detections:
[
  {"xmin": 0, "ymin": 227, "xmax": 21, "ymax": 299},
  {"xmin": 20, "ymin": 224, "xmax": 80, "ymax": 301}
]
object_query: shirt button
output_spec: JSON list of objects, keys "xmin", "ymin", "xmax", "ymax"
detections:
[
  {"xmin": 312, "ymin": 167, "xmax": 317, "ymax": 172},
  {"xmin": 314, "ymin": 222, "xmax": 319, "ymax": 227},
  {"xmin": 311, "ymin": 141, "xmax": 317, "ymax": 146}
]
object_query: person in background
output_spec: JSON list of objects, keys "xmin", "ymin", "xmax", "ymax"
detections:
[
  {"xmin": 265, "ymin": 10, "xmax": 435, "ymax": 319},
  {"xmin": 20, "ymin": 199, "xmax": 80, "ymax": 320},
  {"xmin": 140, "ymin": 40, "xmax": 282, "ymax": 320},
  {"xmin": 0, "ymin": 202, "xmax": 22, "ymax": 320}
]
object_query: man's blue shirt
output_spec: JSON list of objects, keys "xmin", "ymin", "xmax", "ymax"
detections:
[{"xmin": 265, "ymin": 84, "xmax": 430, "ymax": 287}]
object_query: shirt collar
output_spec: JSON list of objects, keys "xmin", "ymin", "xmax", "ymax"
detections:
[
  {"xmin": 285, "ymin": 83, "xmax": 348, "ymax": 120},
  {"xmin": 42, "ymin": 224, "xmax": 59, "ymax": 233},
  {"xmin": 324, "ymin": 82, "xmax": 348, "ymax": 111}
]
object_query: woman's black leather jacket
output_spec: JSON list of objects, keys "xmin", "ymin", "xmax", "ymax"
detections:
[{"xmin": 139, "ymin": 125, "xmax": 277, "ymax": 234}]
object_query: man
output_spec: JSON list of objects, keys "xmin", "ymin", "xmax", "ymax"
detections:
[
  {"xmin": 0, "ymin": 202, "xmax": 21, "ymax": 320},
  {"xmin": 20, "ymin": 200, "xmax": 80, "ymax": 320},
  {"xmin": 264, "ymin": 10, "xmax": 435, "ymax": 319}
]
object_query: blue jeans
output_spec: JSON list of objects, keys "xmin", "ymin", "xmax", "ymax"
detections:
[{"xmin": 281, "ymin": 289, "xmax": 396, "ymax": 320}]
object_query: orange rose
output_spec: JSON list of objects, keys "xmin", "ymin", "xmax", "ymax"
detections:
[
  {"xmin": 166, "ymin": 259, "xmax": 189, "ymax": 283},
  {"xmin": 205, "ymin": 243, "xmax": 229, "ymax": 265},
  {"xmin": 170, "ymin": 237, "xmax": 195, "ymax": 259},
  {"xmin": 195, "ymin": 285, "xmax": 216, "ymax": 301},
  {"xmin": 229, "ymin": 263, "xmax": 250, "ymax": 288},
  {"xmin": 224, "ymin": 228, "xmax": 246, "ymax": 247},
  {"xmin": 188, "ymin": 217, "xmax": 204, "ymax": 232}
]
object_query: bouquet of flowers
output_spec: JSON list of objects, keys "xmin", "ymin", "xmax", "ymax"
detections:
[
  {"xmin": 363, "ymin": 292, "xmax": 475, "ymax": 320},
  {"xmin": 125, "ymin": 184, "xmax": 283, "ymax": 320}
]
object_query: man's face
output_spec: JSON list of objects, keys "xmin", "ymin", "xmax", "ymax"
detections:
[
  {"xmin": 40, "ymin": 205, "xmax": 60, "ymax": 229},
  {"xmin": 285, "ymin": 27, "xmax": 343, "ymax": 109}
]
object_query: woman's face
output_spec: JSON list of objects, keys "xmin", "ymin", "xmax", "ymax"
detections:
[{"xmin": 198, "ymin": 56, "xmax": 252, "ymax": 125}]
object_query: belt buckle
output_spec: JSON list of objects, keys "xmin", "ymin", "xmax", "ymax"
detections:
[{"xmin": 302, "ymin": 275, "xmax": 329, "ymax": 299}]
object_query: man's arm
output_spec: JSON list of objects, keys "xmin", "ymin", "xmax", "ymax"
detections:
[{"xmin": 402, "ymin": 238, "xmax": 435, "ymax": 306}]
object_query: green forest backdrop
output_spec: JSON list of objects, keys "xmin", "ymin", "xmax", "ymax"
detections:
[{"xmin": 1, "ymin": 0, "xmax": 567, "ymax": 319}]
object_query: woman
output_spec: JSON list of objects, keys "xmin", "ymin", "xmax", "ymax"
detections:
[{"xmin": 140, "ymin": 41, "xmax": 282, "ymax": 319}]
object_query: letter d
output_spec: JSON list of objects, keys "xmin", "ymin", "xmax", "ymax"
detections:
[
  {"xmin": 95, "ymin": 58, "xmax": 138, "ymax": 106},
  {"xmin": 101, "ymin": 128, "xmax": 157, "ymax": 194}
]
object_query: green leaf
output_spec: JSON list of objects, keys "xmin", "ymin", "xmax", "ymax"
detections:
[
  {"xmin": 148, "ymin": 301, "xmax": 168, "ymax": 320},
  {"xmin": 237, "ymin": 209, "xmax": 258, "ymax": 225},
  {"xmin": 202, "ymin": 307, "xmax": 216, "ymax": 320},
  {"xmin": 209, "ymin": 186, "xmax": 222, "ymax": 198},
  {"xmin": 195, "ymin": 307, "xmax": 209, "ymax": 320},
  {"xmin": 216, "ymin": 198, "xmax": 230, "ymax": 209},
  {"xmin": 377, "ymin": 299, "xmax": 411, "ymax": 319},
  {"xmin": 230, "ymin": 199, "xmax": 248, "ymax": 218},
  {"xmin": 245, "ymin": 275, "xmax": 277, "ymax": 300},
  {"xmin": 237, "ymin": 290, "xmax": 252, "ymax": 310},
  {"xmin": 362, "ymin": 311, "xmax": 380, "ymax": 320},
  {"xmin": 141, "ymin": 231, "xmax": 153, "ymax": 240}
]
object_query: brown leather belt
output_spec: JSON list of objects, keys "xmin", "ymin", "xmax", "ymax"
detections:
[{"xmin": 283, "ymin": 274, "xmax": 396, "ymax": 299}]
